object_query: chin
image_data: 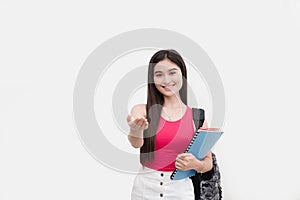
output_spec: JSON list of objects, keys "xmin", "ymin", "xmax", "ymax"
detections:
[{"xmin": 160, "ymin": 90, "xmax": 178, "ymax": 97}]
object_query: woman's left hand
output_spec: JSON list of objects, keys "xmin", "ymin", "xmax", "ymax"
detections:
[{"xmin": 175, "ymin": 153, "xmax": 202, "ymax": 171}]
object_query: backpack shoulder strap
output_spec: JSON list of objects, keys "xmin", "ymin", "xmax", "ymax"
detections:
[{"xmin": 192, "ymin": 108, "xmax": 205, "ymax": 130}]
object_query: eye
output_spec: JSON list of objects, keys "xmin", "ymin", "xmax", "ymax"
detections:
[
  {"xmin": 169, "ymin": 71, "xmax": 176, "ymax": 75},
  {"xmin": 155, "ymin": 73, "xmax": 163, "ymax": 77}
]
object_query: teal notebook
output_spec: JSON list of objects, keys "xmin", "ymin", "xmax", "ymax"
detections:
[{"xmin": 170, "ymin": 128, "xmax": 223, "ymax": 180}]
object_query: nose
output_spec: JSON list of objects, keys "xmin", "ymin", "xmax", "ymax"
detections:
[{"xmin": 162, "ymin": 75, "xmax": 172, "ymax": 85}]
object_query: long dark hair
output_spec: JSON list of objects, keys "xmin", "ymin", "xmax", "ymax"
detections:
[{"xmin": 140, "ymin": 49, "xmax": 188, "ymax": 165}]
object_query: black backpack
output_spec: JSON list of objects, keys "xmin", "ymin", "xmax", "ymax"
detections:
[{"xmin": 191, "ymin": 108, "xmax": 222, "ymax": 200}]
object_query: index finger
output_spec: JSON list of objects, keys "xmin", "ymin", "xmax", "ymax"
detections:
[{"xmin": 179, "ymin": 153, "xmax": 193, "ymax": 158}]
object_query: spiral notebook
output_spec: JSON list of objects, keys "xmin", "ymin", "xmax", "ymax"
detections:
[{"xmin": 170, "ymin": 128, "xmax": 223, "ymax": 180}]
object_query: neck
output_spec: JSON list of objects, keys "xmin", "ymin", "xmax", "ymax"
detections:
[{"xmin": 163, "ymin": 94, "xmax": 184, "ymax": 108}]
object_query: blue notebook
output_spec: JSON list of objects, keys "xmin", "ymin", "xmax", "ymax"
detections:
[{"xmin": 170, "ymin": 128, "xmax": 223, "ymax": 180}]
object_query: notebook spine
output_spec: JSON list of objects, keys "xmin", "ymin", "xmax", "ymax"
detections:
[
  {"xmin": 170, "ymin": 130, "xmax": 200, "ymax": 180},
  {"xmin": 170, "ymin": 169, "xmax": 177, "ymax": 179},
  {"xmin": 184, "ymin": 130, "xmax": 199, "ymax": 153}
]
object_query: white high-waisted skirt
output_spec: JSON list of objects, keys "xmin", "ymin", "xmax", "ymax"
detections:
[{"xmin": 131, "ymin": 167, "xmax": 194, "ymax": 200}]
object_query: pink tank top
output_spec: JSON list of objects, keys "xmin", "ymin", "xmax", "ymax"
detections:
[{"xmin": 144, "ymin": 106, "xmax": 195, "ymax": 171}]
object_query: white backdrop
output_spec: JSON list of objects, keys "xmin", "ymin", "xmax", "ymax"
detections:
[{"xmin": 1, "ymin": 0, "xmax": 300, "ymax": 199}]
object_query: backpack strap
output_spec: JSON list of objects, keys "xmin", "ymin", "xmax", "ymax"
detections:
[{"xmin": 192, "ymin": 108, "xmax": 205, "ymax": 130}]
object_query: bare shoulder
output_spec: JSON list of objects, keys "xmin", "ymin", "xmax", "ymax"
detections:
[{"xmin": 130, "ymin": 104, "xmax": 146, "ymax": 118}]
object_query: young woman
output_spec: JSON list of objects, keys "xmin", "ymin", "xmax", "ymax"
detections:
[{"xmin": 127, "ymin": 49, "xmax": 213, "ymax": 200}]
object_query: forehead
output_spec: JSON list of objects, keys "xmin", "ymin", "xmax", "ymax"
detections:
[{"xmin": 154, "ymin": 59, "xmax": 180, "ymax": 71}]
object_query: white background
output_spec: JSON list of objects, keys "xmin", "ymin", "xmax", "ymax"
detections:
[{"xmin": 1, "ymin": 0, "xmax": 300, "ymax": 199}]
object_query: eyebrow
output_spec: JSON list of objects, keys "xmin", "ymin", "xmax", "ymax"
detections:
[{"xmin": 154, "ymin": 68, "xmax": 178, "ymax": 74}]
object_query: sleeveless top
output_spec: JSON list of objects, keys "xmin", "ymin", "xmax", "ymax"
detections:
[{"xmin": 144, "ymin": 106, "xmax": 195, "ymax": 171}]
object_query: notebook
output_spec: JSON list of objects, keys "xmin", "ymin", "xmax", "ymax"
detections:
[{"xmin": 170, "ymin": 128, "xmax": 223, "ymax": 180}]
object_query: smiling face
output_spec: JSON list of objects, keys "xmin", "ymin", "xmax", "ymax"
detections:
[{"xmin": 153, "ymin": 58, "xmax": 183, "ymax": 97}]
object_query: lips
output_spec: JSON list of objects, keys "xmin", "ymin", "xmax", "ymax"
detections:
[
  {"xmin": 162, "ymin": 84, "xmax": 175, "ymax": 88},
  {"xmin": 161, "ymin": 84, "xmax": 176, "ymax": 91}
]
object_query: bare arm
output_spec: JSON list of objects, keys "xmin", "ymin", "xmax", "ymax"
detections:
[{"xmin": 127, "ymin": 104, "xmax": 148, "ymax": 148}]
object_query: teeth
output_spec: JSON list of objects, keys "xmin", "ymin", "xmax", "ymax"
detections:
[{"xmin": 162, "ymin": 84, "xmax": 174, "ymax": 88}]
